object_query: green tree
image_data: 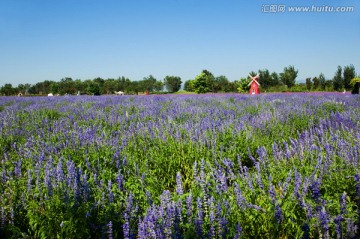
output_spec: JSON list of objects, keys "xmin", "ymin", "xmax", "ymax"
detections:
[
  {"xmin": 214, "ymin": 75, "xmax": 229, "ymax": 92},
  {"xmin": 271, "ymin": 72, "xmax": 280, "ymax": 86},
  {"xmin": 237, "ymin": 77, "xmax": 251, "ymax": 93},
  {"xmin": 193, "ymin": 73, "xmax": 209, "ymax": 94},
  {"xmin": 86, "ymin": 81, "xmax": 100, "ymax": 95},
  {"xmin": 280, "ymin": 66, "xmax": 298, "ymax": 88},
  {"xmin": 142, "ymin": 75, "xmax": 158, "ymax": 92},
  {"xmin": 202, "ymin": 70, "xmax": 215, "ymax": 92},
  {"xmin": 103, "ymin": 79, "xmax": 117, "ymax": 94},
  {"xmin": 333, "ymin": 66, "xmax": 343, "ymax": 91},
  {"xmin": 350, "ymin": 77, "xmax": 360, "ymax": 94},
  {"xmin": 164, "ymin": 76, "xmax": 182, "ymax": 93},
  {"xmin": 312, "ymin": 77, "xmax": 320, "ymax": 90},
  {"xmin": 0, "ymin": 83, "xmax": 16, "ymax": 96},
  {"xmin": 259, "ymin": 69, "xmax": 272, "ymax": 89},
  {"xmin": 343, "ymin": 64, "xmax": 355, "ymax": 90},
  {"xmin": 59, "ymin": 78, "xmax": 75, "ymax": 95},
  {"xmin": 193, "ymin": 70, "xmax": 215, "ymax": 94},
  {"xmin": 306, "ymin": 78, "xmax": 312, "ymax": 91},
  {"xmin": 319, "ymin": 73, "xmax": 326, "ymax": 91},
  {"xmin": 184, "ymin": 80, "xmax": 195, "ymax": 92}
]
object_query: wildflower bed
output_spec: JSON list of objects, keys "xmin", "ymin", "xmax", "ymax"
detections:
[{"xmin": 0, "ymin": 93, "xmax": 359, "ymax": 238}]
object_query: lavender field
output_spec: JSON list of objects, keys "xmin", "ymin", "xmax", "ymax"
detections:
[{"xmin": 0, "ymin": 93, "xmax": 360, "ymax": 238}]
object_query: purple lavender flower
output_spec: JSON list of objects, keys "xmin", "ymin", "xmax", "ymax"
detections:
[
  {"xmin": 116, "ymin": 172, "xmax": 124, "ymax": 191},
  {"xmin": 294, "ymin": 169, "xmax": 302, "ymax": 201},
  {"xmin": 274, "ymin": 203, "xmax": 283, "ymax": 223},
  {"xmin": 234, "ymin": 223, "xmax": 242, "ymax": 239},
  {"xmin": 66, "ymin": 160, "xmax": 76, "ymax": 187},
  {"xmin": 248, "ymin": 147, "xmax": 257, "ymax": 166},
  {"xmin": 14, "ymin": 160, "xmax": 21, "ymax": 178},
  {"xmin": 340, "ymin": 192, "xmax": 347, "ymax": 215},
  {"xmin": 186, "ymin": 194, "xmax": 193, "ymax": 223},
  {"xmin": 56, "ymin": 158, "xmax": 65, "ymax": 185},
  {"xmin": 176, "ymin": 172, "xmax": 183, "ymax": 196},
  {"xmin": 195, "ymin": 197, "xmax": 203, "ymax": 237},
  {"xmin": 310, "ymin": 179, "xmax": 321, "ymax": 203},
  {"xmin": 44, "ymin": 162, "xmax": 53, "ymax": 197},
  {"xmin": 123, "ymin": 192, "xmax": 133, "ymax": 239},
  {"xmin": 27, "ymin": 169, "xmax": 32, "ymax": 192},
  {"xmin": 208, "ymin": 196, "xmax": 215, "ymax": 238},
  {"xmin": 234, "ymin": 182, "xmax": 246, "ymax": 210},
  {"xmin": 268, "ymin": 183, "xmax": 276, "ymax": 203},
  {"xmin": 334, "ymin": 215, "xmax": 344, "ymax": 239},
  {"xmin": 108, "ymin": 180, "xmax": 114, "ymax": 203},
  {"xmin": 81, "ymin": 173, "xmax": 90, "ymax": 202},
  {"xmin": 256, "ymin": 146, "xmax": 267, "ymax": 163},
  {"xmin": 107, "ymin": 221, "xmax": 113, "ymax": 239},
  {"xmin": 1, "ymin": 168, "xmax": 6, "ymax": 184},
  {"xmin": 319, "ymin": 207, "xmax": 329, "ymax": 235},
  {"xmin": 143, "ymin": 189, "xmax": 152, "ymax": 206}
]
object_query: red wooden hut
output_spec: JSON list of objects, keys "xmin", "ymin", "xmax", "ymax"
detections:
[{"xmin": 248, "ymin": 73, "xmax": 260, "ymax": 94}]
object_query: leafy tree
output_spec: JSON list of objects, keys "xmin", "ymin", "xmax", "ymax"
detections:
[
  {"xmin": 213, "ymin": 75, "xmax": 230, "ymax": 92},
  {"xmin": 258, "ymin": 69, "xmax": 269, "ymax": 89},
  {"xmin": 154, "ymin": 81, "xmax": 164, "ymax": 92},
  {"xmin": 333, "ymin": 66, "xmax": 343, "ymax": 91},
  {"xmin": 142, "ymin": 75, "xmax": 158, "ymax": 92},
  {"xmin": 128, "ymin": 81, "xmax": 140, "ymax": 95},
  {"xmin": 271, "ymin": 72, "xmax": 280, "ymax": 86},
  {"xmin": 312, "ymin": 77, "xmax": 320, "ymax": 90},
  {"xmin": 193, "ymin": 70, "xmax": 215, "ymax": 94},
  {"xmin": 86, "ymin": 81, "xmax": 100, "ymax": 95},
  {"xmin": 280, "ymin": 65, "xmax": 298, "ymax": 88},
  {"xmin": 103, "ymin": 79, "xmax": 117, "ymax": 94},
  {"xmin": 202, "ymin": 70, "xmax": 215, "ymax": 92},
  {"xmin": 350, "ymin": 77, "xmax": 360, "ymax": 94},
  {"xmin": 319, "ymin": 73, "xmax": 326, "ymax": 91},
  {"xmin": 164, "ymin": 76, "xmax": 182, "ymax": 93},
  {"xmin": 58, "ymin": 78, "xmax": 75, "ymax": 95},
  {"xmin": 193, "ymin": 72, "xmax": 209, "ymax": 94},
  {"xmin": 184, "ymin": 80, "xmax": 195, "ymax": 92},
  {"xmin": 0, "ymin": 83, "xmax": 16, "ymax": 96},
  {"xmin": 237, "ymin": 77, "xmax": 251, "ymax": 93},
  {"xmin": 305, "ymin": 78, "xmax": 312, "ymax": 91},
  {"xmin": 343, "ymin": 64, "xmax": 355, "ymax": 90}
]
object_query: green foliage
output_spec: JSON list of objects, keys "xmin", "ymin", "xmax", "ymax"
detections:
[
  {"xmin": 193, "ymin": 71, "xmax": 211, "ymax": 94},
  {"xmin": 333, "ymin": 66, "xmax": 344, "ymax": 91},
  {"xmin": 280, "ymin": 65, "xmax": 298, "ymax": 88},
  {"xmin": 184, "ymin": 80, "xmax": 195, "ymax": 92},
  {"xmin": 350, "ymin": 77, "xmax": 360, "ymax": 94},
  {"xmin": 343, "ymin": 64, "xmax": 355, "ymax": 90},
  {"xmin": 259, "ymin": 69, "xmax": 279, "ymax": 90},
  {"xmin": 164, "ymin": 76, "xmax": 182, "ymax": 93},
  {"xmin": 306, "ymin": 77, "xmax": 312, "ymax": 91},
  {"xmin": 237, "ymin": 77, "xmax": 251, "ymax": 93},
  {"xmin": 86, "ymin": 81, "xmax": 101, "ymax": 95}
]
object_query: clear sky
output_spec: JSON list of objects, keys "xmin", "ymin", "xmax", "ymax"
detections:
[{"xmin": 0, "ymin": 0, "xmax": 359, "ymax": 86}]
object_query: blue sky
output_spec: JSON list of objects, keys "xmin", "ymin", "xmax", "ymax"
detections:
[{"xmin": 0, "ymin": 0, "xmax": 359, "ymax": 86}]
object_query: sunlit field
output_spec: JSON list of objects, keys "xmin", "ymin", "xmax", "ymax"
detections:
[{"xmin": 1, "ymin": 93, "xmax": 359, "ymax": 238}]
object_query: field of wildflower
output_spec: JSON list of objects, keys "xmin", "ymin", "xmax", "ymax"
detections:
[{"xmin": 0, "ymin": 93, "xmax": 359, "ymax": 238}]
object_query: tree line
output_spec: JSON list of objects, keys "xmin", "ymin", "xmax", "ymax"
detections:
[
  {"xmin": 0, "ymin": 75, "xmax": 182, "ymax": 96},
  {"xmin": 0, "ymin": 64, "xmax": 358, "ymax": 96}
]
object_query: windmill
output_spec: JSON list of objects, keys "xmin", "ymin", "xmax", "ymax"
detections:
[{"xmin": 248, "ymin": 73, "xmax": 260, "ymax": 94}]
